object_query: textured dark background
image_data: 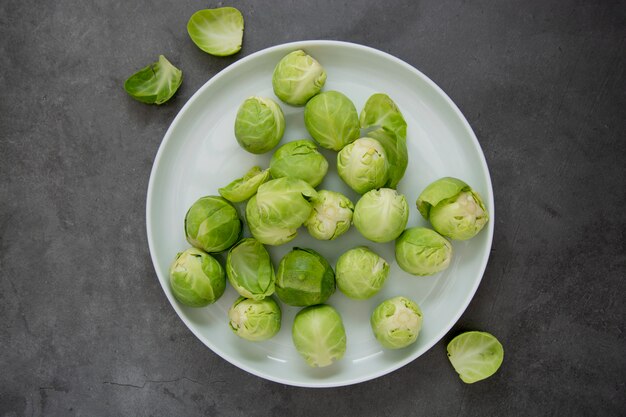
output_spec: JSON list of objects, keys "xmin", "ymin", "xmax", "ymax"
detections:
[{"xmin": 1, "ymin": 0, "xmax": 625, "ymax": 416}]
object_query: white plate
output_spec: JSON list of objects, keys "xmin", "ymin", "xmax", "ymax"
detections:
[{"xmin": 146, "ymin": 40, "xmax": 494, "ymax": 387}]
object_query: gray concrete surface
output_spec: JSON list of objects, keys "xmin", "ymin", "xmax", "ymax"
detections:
[{"xmin": 1, "ymin": 0, "xmax": 625, "ymax": 416}]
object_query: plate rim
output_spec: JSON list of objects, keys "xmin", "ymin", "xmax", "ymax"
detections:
[{"xmin": 146, "ymin": 39, "xmax": 495, "ymax": 388}]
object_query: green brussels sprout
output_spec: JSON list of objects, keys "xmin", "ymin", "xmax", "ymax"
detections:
[
  {"xmin": 245, "ymin": 196, "xmax": 298, "ymax": 246},
  {"xmin": 187, "ymin": 7, "xmax": 244, "ymax": 56},
  {"xmin": 169, "ymin": 248, "xmax": 226, "ymax": 307},
  {"xmin": 304, "ymin": 91, "xmax": 360, "ymax": 151},
  {"xmin": 395, "ymin": 227, "xmax": 453, "ymax": 276},
  {"xmin": 336, "ymin": 247, "xmax": 390, "ymax": 299},
  {"xmin": 219, "ymin": 166, "xmax": 270, "ymax": 203},
  {"xmin": 226, "ymin": 238, "xmax": 275, "ymax": 300},
  {"xmin": 359, "ymin": 93, "xmax": 407, "ymax": 140},
  {"xmin": 370, "ymin": 296, "xmax": 423, "ymax": 349},
  {"xmin": 304, "ymin": 190, "xmax": 354, "ymax": 240},
  {"xmin": 337, "ymin": 137, "xmax": 389, "ymax": 194},
  {"xmin": 353, "ymin": 188, "xmax": 408, "ymax": 243},
  {"xmin": 124, "ymin": 55, "xmax": 182, "ymax": 105},
  {"xmin": 272, "ymin": 50, "xmax": 326, "ymax": 106},
  {"xmin": 234, "ymin": 96, "xmax": 285, "ymax": 154},
  {"xmin": 292, "ymin": 304, "xmax": 346, "ymax": 367},
  {"xmin": 185, "ymin": 196, "xmax": 242, "ymax": 253},
  {"xmin": 269, "ymin": 140, "xmax": 329, "ymax": 187},
  {"xmin": 417, "ymin": 177, "xmax": 489, "ymax": 240},
  {"xmin": 276, "ymin": 248, "xmax": 335, "ymax": 306},
  {"xmin": 254, "ymin": 177, "xmax": 317, "ymax": 229},
  {"xmin": 228, "ymin": 296, "xmax": 281, "ymax": 341},
  {"xmin": 447, "ymin": 331, "xmax": 504, "ymax": 383}
]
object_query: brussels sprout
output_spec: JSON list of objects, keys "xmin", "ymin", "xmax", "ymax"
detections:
[
  {"xmin": 124, "ymin": 55, "xmax": 182, "ymax": 105},
  {"xmin": 304, "ymin": 91, "xmax": 360, "ymax": 151},
  {"xmin": 417, "ymin": 177, "xmax": 489, "ymax": 240},
  {"xmin": 371, "ymin": 296, "xmax": 423, "ymax": 349},
  {"xmin": 169, "ymin": 248, "xmax": 225, "ymax": 307},
  {"xmin": 359, "ymin": 94, "xmax": 408, "ymax": 188},
  {"xmin": 395, "ymin": 227, "xmax": 453, "ymax": 276},
  {"xmin": 234, "ymin": 96, "xmax": 285, "ymax": 154},
  {"xmin": 276, "ymin": 248, "xmax": 335, "ymax": 306},
  {"xmin": 336, "ymin": 247, "xmax": 389, "ymax": 299},
  {"xmin": 272, "ymin": 50, "xmax": 326, "ymax": 106},
  {"xmin": 353, "ymin": 188, "xmax": 408, "ymax": 243},
  {"xmin": 255, "ymin": 177, "xmax": 317, "ymax": 229},
  {"xmin": 337, "ymin": 137, "xmax": 389, "ymax": 194},
  {"xmin": 245, "ymin": 196, "xmax": 298, "ymax": 246},
  {"xmin": 269, "ymin": 140, "xmax": 329, "ymax": 187},
  {"xmin": 359, "ymin": 93, "xmax": 407, "ymax": 140},
  {"xmin": 185, "ymin": 196, "xmax": 241, "ymax": 253},
  {"xmin": 226, "ymin": 238, "xmax": 275, "ymax": 300},
  {"xmin": 304, "ymin": 190, "xmax": 354, "ymax": 241},
  {"xmin": 187, "ymin": 7, "xmax": 244, "ymax": 56},
  {"xmin": 292, "ymin": 304, "xmax": 346, "ymax": 367},
  {"xmin": 219, "ymin": 166, "xmax": 270, "ymax": 203},
  {"xmin": 228, "ymin": 296, "xmax": 281, "ymax": 341},
  {"xmin": 447, "ymin": 331, "xmax": 504, "ymax": 383}
]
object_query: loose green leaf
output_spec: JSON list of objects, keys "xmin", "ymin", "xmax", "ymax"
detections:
[
  {"xmin": 219, "ymin": 166, "xmax": 270, "ymax": 203},
  {"xmin": 447, "ymin": 331, "xmax": 504, "ymax": 383},
  {"xmin": 187, "ymin": 7, "xmax": 244, "ymax": 56},
  {"xmin": 360, "ymin": 93, "xmax": 407, "ymax": 139},
  {"xmin": 124, "ymin": 55, "xmax": 182, "ymax": 105}
]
